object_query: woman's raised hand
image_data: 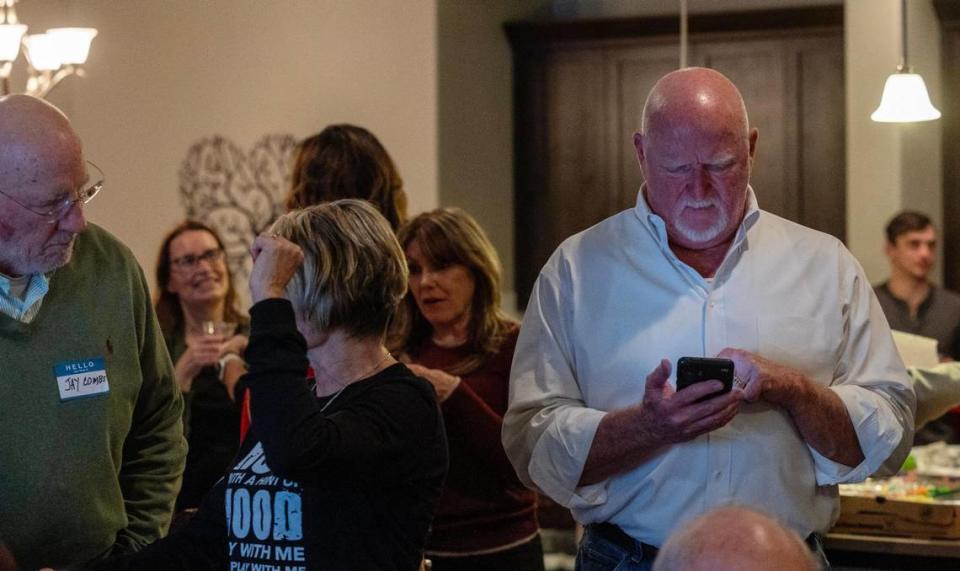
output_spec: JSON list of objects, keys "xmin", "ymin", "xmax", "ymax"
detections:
[{"xmin": 249, "ymin": 233, "xmax": 304, "ymax": 303}]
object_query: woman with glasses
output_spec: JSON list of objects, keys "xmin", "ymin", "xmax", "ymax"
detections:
[{"xmin": 154, "ymin": 220, "xmax": 249, "ymax": 513}]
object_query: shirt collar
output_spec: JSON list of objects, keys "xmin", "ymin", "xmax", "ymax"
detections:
[
  {"xmin": 0, "ymin": 271, "xmax": 21, "ymax": 295},
  {"xmin": 633, "ymin": 184, "xmax": 761, "ymax": 249},
  {"xmin": 0, "ymin": 271, "xmax": 52, "ymax": 296}
]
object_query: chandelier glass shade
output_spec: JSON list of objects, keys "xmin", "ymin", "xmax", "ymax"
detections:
[{"xmin": 0, "ymin": 1, "xmax": 97, "ymax": 98}]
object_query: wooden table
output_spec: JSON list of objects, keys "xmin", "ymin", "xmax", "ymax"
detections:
[{"xmin": 824, "ymin": 532, "xmax": 960, "ymax": 569}]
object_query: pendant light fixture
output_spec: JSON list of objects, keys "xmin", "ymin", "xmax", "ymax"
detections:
[
  {"xmin": 679, "ymin": 0, "xmax": 688, "ymax": 69},
  {"xmin": 871, "ymin": 0, "xmax": 940, "ymax": 123},
  {"xmin": 0, "ymin": 0, "xmax": 98, "ymax": 98}
]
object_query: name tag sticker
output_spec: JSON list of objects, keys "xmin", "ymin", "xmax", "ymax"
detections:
[{"xmin": 55, "ymin": 357, "xmax": 109, "ymax": 401}]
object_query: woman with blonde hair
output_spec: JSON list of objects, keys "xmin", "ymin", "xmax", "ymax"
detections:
[
  {"xmin": 99, "ymin": 200, "xmax": 448, "ymax": 570},
  {"xmin": 393, "ymin": 207, "xmax": 543, "ymax": 571}
]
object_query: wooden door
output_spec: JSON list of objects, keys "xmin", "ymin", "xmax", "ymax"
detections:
[
  {"xmin": 513, "ymin": 45, "xmax": 612, "ymax": 301},
  {"xmin": 935, "ymin": 1, "xmax": 960, "ymax": 289},
  {"xmin": 699, "ymin": 34, "xmax": 846, "ymax": 237},
  {"xmin": 606, "ymin": 41, "xmax": 680, "ymax": 211},
  {"xmin": 508, "ymin": 8, "xmax": 845, "ymax": 308}
]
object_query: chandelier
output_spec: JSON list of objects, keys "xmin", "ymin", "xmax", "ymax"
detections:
[{"xmin": 0, "ymin": 0, "xmax": 97, "ymax": 98}]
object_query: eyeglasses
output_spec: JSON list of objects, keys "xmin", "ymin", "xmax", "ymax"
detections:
[
  {"xmin": 0, "ymin": 161, "xmax": 104, "ymax": 223},
  {"xmin": 171, "ymin": 248, "xmax": 226, "ymax": 271}
]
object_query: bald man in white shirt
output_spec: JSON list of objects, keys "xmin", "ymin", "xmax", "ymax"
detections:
[{"xmin": 502, "ymin": 68, "xmax": 915, "ymax": 571}]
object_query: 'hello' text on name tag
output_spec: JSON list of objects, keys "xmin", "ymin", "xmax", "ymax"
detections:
[{"xmin": 55, "ymin": 357, "xmax": 110, "ymax": 401}]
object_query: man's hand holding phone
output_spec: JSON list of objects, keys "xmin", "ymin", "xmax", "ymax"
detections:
[
  {"xmin": 637, "ymin": 358, "xmax": 742, "ymax": 447},
  {"xmin": 676, "ymin": 356, "xmax": 736, "ymax": 398},
  {"xmin": 717, "ymin": 347, "xmax": 805, "ymax": 406}
]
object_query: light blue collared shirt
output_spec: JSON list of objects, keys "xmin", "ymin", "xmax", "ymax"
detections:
[{"xmin": 0, "ymin": 272, "xmax": 51, "ymax": 323}]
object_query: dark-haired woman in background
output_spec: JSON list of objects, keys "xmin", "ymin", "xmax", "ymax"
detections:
[
  {"xmin": 286, "ymin": 123, "xmax": 407, "ymax": 230},
  {"xmin": 155, "ymin": 220, "xmax": 249, "ymax": 512},
  {"xmin": 228, "ymin": 124, "xmax": 409, "ymax": 445},
  {"xmin": 392, "ymin": 208, "xmax": 543, "ymax": 571}
]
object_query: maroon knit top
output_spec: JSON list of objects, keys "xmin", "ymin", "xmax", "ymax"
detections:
[{"xmin": 414, "ymin": 325, "xmax": 539, "ymax": 555}]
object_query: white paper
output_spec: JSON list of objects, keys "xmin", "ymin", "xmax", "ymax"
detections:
[{"xmin": 891, "ymin": 330, "xmax": 939, "ymax": 368}]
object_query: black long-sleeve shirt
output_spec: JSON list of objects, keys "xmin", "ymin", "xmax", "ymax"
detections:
[{"xmin": 93, "ymin": 298, "xmax": 448, "ymax": 570}]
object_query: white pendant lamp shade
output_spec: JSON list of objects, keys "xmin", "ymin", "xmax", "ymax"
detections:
[
  {"xmin": 0, "ymin": 23, "xmax": 26, "ymax": 62},
  {"xmin": 46, "ymin": 27, "xmax": 97, "ymax": 65},
  {"xmin": 871, "ymin": 72, "xmax": 941, "ymax": 123},
  {"xmin": 22, "ymin": 33, "xmax": 61, "ymax": 71},
  {"xmin": 871, "ymin": 0, "xmax": 940, "ymax": 123}
]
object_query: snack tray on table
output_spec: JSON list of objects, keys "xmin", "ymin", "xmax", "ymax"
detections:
[{"xmin": 833, "ymin": 443, "xmax": 960, "ymax": 539}]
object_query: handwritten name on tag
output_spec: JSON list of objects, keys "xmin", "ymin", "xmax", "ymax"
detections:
[{"xmin": 55, "ymin": 358, "xmax": 110, "ymax": 401}]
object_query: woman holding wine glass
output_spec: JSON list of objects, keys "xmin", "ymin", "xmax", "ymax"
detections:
[{"xmin": 154, "ymin": 220, "xmax": 249, "ymax": 512}]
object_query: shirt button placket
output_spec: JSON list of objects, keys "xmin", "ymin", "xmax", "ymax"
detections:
[{"xmin": 703, "ymin": 291, "xmax": 732, "ymax": 508}]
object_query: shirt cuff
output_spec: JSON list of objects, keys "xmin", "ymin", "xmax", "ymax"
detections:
[
  {"xmin": 810, "ymin": 385, "xmax": 903, "ymax": 485},
  {"xmin": 217, "ymin": 353, "xmax": 245, "ymax": 382},
  {"xmin": 249, "ymin": 297, "xmax": 296, "ymax": 330},
  {"xmin": 528, "ymin": 407, "xmax": 609, "ymax": 508}
]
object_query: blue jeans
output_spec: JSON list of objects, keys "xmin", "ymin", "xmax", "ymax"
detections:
[
  {"xmin": 575, "ymin": 525, "xmax": 654, "ymax": 571},
  {"xmin": 807, "ymin": 533, "xmax": 832, "ymax": 571}
]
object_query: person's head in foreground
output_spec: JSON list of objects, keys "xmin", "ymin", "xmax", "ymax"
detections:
[{"xmin": 653, "ymin": 506, "xmax": 819, "ymax": 571}]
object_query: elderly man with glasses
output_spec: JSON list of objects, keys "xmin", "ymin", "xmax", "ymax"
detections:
[{"xmin": 0, "ymin": 95, "xmax": 186, "ymax": 570}]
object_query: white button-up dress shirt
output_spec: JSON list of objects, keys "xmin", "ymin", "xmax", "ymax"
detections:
[{"xmin": 503, "ymin": 188, "xmax": 915, "ymax": 546}]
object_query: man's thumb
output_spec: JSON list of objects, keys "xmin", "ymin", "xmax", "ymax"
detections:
[{"xmin": 644, "ymin": 358, "xmax": 672, "ymax": 401}]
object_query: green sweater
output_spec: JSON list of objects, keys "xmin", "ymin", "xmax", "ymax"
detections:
[{"xmin": 0, "ymin": 224, "xmax": 186, "ymax": 569}]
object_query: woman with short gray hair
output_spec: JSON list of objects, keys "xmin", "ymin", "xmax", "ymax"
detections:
[
  {"xmin": 96, "ymin": 199, "xmax": 449, "ymax": 571},
  {"xmin": 273, "ymin": 199, "xmax": 408, "ymax": 340}
]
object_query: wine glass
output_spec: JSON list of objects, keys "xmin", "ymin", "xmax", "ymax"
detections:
[{"xmin": 199, "ymin": 321, "xmax": 237, "ymax": 338}]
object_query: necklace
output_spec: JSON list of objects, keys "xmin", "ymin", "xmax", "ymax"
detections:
[
  {"xmin": 431, "ymin": 334, "xmax": 467, "ymax": 348},
  {"xmin": 317, "ymin": 351, "xmax": 393, "ymax": 411}
]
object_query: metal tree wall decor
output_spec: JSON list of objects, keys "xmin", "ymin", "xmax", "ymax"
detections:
[{"xmin": 178, "ymin": 134, "xmax": 298, "ymax": 301}]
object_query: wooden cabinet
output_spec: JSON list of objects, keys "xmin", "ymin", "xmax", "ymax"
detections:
[
  {"xmin": 935, "ymin": 0, "xmax": 960, "ymax": 289},
  {"xmin": 508, "ymin": 8, "xmax": 845, "ymax": 307}
]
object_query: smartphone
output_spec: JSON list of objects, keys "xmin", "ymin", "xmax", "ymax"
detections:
[{"xmin": 676, "ymin": 357, "xmax": 734, "ymax": 399}]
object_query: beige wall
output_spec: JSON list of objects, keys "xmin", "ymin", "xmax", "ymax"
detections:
[
  {"xmin": 846, "ymin": 0, "xmax": 943, "ymax": 284},
  {"xmin": 436, "ymin": 0, "xmax": 545, "ymax": 314},
  {"xmin": 16, "ymin": 0, "xmax": 438, "ymax": 293}
]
